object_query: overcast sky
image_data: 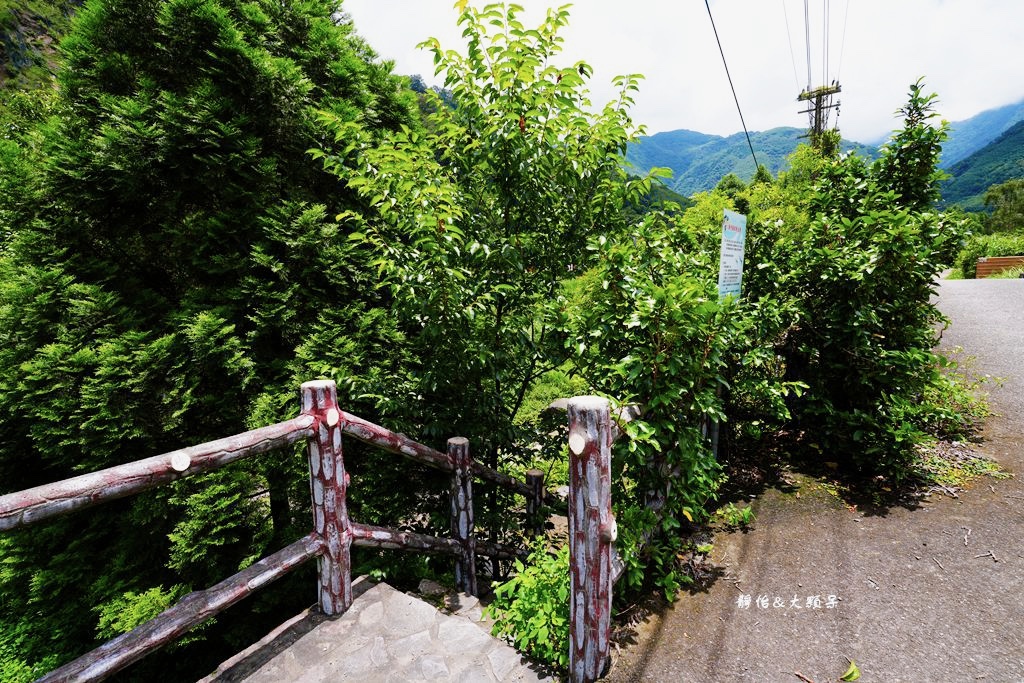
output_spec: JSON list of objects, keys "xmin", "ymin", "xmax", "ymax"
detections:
[{"xmin": 343, "ymin": 0, "xmax": 1024, "ymax": 144}]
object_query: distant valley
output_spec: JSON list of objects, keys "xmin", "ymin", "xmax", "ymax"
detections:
[
  {"xmin": 625, "ymin": 127, "xmax": 874, "ymax": 197},
  {"xmin": 627, "ymin": 98, "xmax": 1024, "ymax": 206}
]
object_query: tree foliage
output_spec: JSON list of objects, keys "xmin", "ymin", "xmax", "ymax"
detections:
[
  {"xmin": 0, "ymin": 0, "xmax": 415, "ymax": 677},
  {"xmin": 315, "ymin": 2, "xmax": 649, "ymax": 476},
  {"xmin": 746, "ymin": 80, "xmax": 964, "ymax": 476},
  {"xmin": 560, "ymin": 80, "xmax": 965, "ymax": 603},
  {"xmin": 983, "ymin": 177, "xmax": 1024, "ymax": 234}
]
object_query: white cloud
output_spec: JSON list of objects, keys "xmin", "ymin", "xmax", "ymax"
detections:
[{"xmin": 343, "ymin": 0, "xmax": 1024, "ymax": 143}]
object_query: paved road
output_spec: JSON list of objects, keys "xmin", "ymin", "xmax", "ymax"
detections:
[
  {"xmin": 936, "ymin": 279, "xmax": 1024, "ymax": 447},
  {"xmin": 606, "ymin": 278, "xmax": 1024, "ymax": 683}
]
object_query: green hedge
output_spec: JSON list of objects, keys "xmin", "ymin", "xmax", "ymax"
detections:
[{"xmin": 957, "ymin": 233, "xmax": 1024, "ymax": 277}]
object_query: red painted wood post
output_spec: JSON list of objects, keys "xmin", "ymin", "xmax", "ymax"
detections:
[
  {"xmin": 301, "ymin": 380, "xmax": 352, "ymax": 615},
  {"xmin": 448, "ymin": 436, "xmax": 477, "ymax": 596},
  {"xmin": 525, "ymin": 468, "xmax": 545, "ymax": 538},
  {"xmin": 567, "ymin": 396, "xmax": 614, "ymax": 683}
]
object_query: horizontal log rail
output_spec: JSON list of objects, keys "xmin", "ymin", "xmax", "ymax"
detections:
[
  {"xmin": 339, "ymin": 409, "xmax": 453, "ymax": 472},
  {"xmin": 471, "ymin": 461, "xmax": 533, "ymax": 497},
  {"xmin": 0, "ymin": 378, "xmax": 562, "ymax": 682},
  {"xmin": 38, "ymin": 533, "xmax": 323, "ymax": 683},
  {"xmin": 338, "ymin": 409, "xmax": 548, "ymax": 507},
  {"xmin": 351, "ymin": 522, "xmax": 525, "ymax": 562},
  {"xmin": 0, "ymin": 415, "xmax": 315, "ymax": 532},
  {"xmin": 352, "ymin": 521, "xmax": 465, "ymax": 554}
]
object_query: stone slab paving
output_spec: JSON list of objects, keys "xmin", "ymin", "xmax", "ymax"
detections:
[{"xmin": 202, "ymin": 577, "xmax": 550, "ymax": 682}]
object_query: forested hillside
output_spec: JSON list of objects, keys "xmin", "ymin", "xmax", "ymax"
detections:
[
  {"xmin": 0, "ymin": 0, "xmax": 79, "ymax": 90},
  {"xmin": 625, "ymin": 98, "xmax": 1024, "ymax": 201},
  {"xmin": 940, "ymin": 98, "xmax": 1024, "ymax": 169},
  {"xmin": 942, "ymin": 120, "xmax": 1024, "ymax": 209},
  {"xmin": 626, "ymin": 126, "xmax": 876, "ymax": 196}
]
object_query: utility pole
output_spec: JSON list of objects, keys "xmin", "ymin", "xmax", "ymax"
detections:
[{"xmin": 798, "ymin": 80, "xmax": 841, "ymax": 149}]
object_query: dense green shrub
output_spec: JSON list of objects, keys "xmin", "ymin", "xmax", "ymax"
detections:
[
  {"xmin": 982, "ymin": 177, "xmax": 1024, "ymax": 234},
  {"xmin": 560, "ymin": 187, "xmax": 803, "ymax": 595},
  {"xmin": 956, "ymin": 232, "xmax": 1024, "ymax": 277},
  {"xmin": 485, "ymin": 541, "xmax": 570, "ymax": 672},
  {"xmin": 566, "ymin": 213, "xmax": 732, "ymax": 595},
  {"xmin": 753, "ymin": 82, "xmax": 966, "ymax": 478}
]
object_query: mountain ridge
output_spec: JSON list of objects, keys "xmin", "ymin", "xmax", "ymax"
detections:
[
  {"xmin": 941, "ymin": 119, "xmax": 1024, "ymax": 209},
  {"xmin": 940, "ymin": 98, "xmax": 1024, "ymax": 170},
  {"xmin": 626, "ymin": 126, "xmax": 875, "ymax": 197},
  {"xmin": 628, "ymin": 97, "xmax": 1024, "ymax": 198}
]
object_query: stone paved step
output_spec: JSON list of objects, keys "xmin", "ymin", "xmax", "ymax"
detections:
[{"xmin": 202, "ymin": 578, "xmax": 550, "ymax": 682}]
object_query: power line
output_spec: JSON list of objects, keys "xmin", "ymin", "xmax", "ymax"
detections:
[
  {"xmin": 803, "ymin": 0, "xmax": 811, "ymax": 90},
  {"xmin": 704, "ymin": 0, "xmax": 760, "ymax": 173},
  {"xmin": 835, "ymin": 0, "xmax": 851, "ymax": 81},
  {"xmin": 781, "ymin": 0, "xmax": 801, "ymax": 89},
  {"xmin": 822, "ymin": 0, "xmax": 828, "ymax": 85}
]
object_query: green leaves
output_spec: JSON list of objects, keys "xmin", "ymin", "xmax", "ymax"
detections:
[
  {"xmin": 746, "ymin": 81, "xmax": 968, "ymax": 479},
  {"xmin": 840, "ymin": 657, "xmax": 862, "ymax": 681},
  {"xmin": 93, "ymin": 585, "xmax": 188, "ymax": 640},
  {"xmin": 485, "ymin": 541, "xmax": 570, "ymax": 671},
  {"xmin": 315, "ymin": 1, "xmax": 650, "ymax": 461},
  {"xmin": 562, "ymin": 203, "xmax": 741, "ymax": 589},
  {"xmin": 0, "ymin": 0, "xmax": 419, "ymax": 676}
]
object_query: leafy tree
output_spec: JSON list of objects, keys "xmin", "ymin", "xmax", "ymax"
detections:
[
  {"xmin": 0, "ymin": 0, "xmax": 415, "ymax": 677},
  {"xmin": 715, "ymin": 172, "xmax": 747, "ymax": 196},
  {"xmin": 755, "ymin": 81, "xmax": 964, "ymax": 476},
  {"xmin": 619, "ymin": 174, "xmax": 692, "ymax": 225},
  {"xmin": 752, "ymin": 163, "xmax": 774, "ymax": 186},
  {"xmin": 714, "ymin": 172, "xmax": 749, "ymax": 213},
  {"xmin": 983, "ymin": 177, "xmax": 1024, "ymax": 233},
  {"xmin": 316, "ymin": 3, "xmax": 649, "ymax": 496},
  {"xmin": 874, "ymin": 80, "xmax": 949, "ymax": 211}
]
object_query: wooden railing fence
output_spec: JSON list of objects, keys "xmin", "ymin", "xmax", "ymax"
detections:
[{"xmin": 0, "ymin": 381, "xmax": 622, "ymax": 683}]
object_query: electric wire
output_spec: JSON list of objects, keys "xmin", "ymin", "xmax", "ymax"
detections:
[
  {"xmin": 803, "ymin": 0, "xmax": 811, "ymax": 90},
  {"xmin": 823, "ymin": 0, "xmax": 829, "ymax": 84},
  {"xmin": 835, "ymin": 0, "xmax": 850, "ymax": 81},
  {"xmin": 703, "ymin": 0, "xmax": 760, "ymax": 172},
  {"xmin": 781, "ymin": 0, "xmax": 801, "ymax": 89}
]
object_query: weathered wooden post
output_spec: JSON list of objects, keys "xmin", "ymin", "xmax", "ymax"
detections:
[
  {"xmin": 567, "ymin": 396, "xmax": 614, "ymax": 683},
  {"xmin": 301, "ymin": 380, "xmax": 352, "ymax": 615},
  {"xmin": 525, "ymin": 468, "xmax": 545, "ymax": 538},
  {"xmin": 448, "ymin": 436, "xmax": 476, "ymax": 596}
]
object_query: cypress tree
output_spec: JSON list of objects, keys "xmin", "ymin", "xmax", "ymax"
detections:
[{"xmin": 0, "ymin": 0, "xmax": 415, "ymax": 678}]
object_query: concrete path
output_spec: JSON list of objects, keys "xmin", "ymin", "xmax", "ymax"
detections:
[
  {"xmin": 606, "ymin": 278, "xmax": 1024, "ymax": 682},
  {"xmin": 937, "ymin": 279, "xmax": 1024, "ymax": 447},
  {"xmin": 202, "ymin": 578, "xmax": 549, "ymax": 682}
]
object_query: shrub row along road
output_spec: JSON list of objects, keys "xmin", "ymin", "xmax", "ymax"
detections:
[{"xmin": 606, "ymin": 278, "xmax": 1024, "ymax": 682}]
